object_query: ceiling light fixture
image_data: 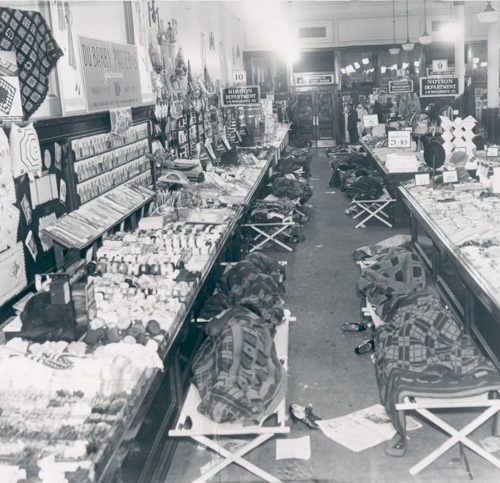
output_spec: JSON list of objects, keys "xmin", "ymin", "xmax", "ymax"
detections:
[
  {"xmin": 389, "ymin": 0, "xmax": 400, "ymax": 55},
  {"xmin": 419, "ymin": 0, "xmax": 432, "ymax": 45},
  {"xmin": 401, "ymin": 0, "xmax": 415, "ymax": 51},
  {"xmin": 476, "ymin": 1, "xmax": 500, "ymax": 24}
]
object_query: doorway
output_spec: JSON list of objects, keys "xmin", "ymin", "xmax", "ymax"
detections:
[{"xmin": 293, "ymin": 88, "xmax": 338, "ymax": 146}]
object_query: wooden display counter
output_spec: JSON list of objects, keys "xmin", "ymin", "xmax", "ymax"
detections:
[{"xmin": 400, "ymin": 185, "xmax": 500, "ymax": 372}]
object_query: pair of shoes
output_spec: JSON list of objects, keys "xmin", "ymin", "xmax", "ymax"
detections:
[
  {"xmin": 342, "ymin": 322, "xmax": 369, "ymax": 332},
  {"xmin": 289, "ymin": 404, "xmax": 321, "ymax": 430},
  {"xmin": 384, "ymin": 433, "xmax": 407, "ymax": 457},
  {"xmin": 354, "ymin": 339, "xmax": 375, "ymax": 354}
]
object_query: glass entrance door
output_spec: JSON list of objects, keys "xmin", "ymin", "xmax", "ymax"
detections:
[
  {"xmin": 315, "ymin": 91, "xmax": 335, "ymax": 140},
  {"xmin": 295, "ymin": 92, "xmax": 314, "ymax": 140}
]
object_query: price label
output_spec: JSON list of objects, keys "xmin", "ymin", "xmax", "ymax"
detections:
[
  {"xmin": 388, "ymin": 131, "xmax": 411, "ymax": 149},
  {"xmin": 363, "ymin": 114, "xmax": 379, "ymax": 128},
  {"xmin": 433, "ymin": 59, "xmax": 448, "ymax": 72},
  {"xmin": 487, "ymin": 146, "xmax": 499, "ymax": 157},
  {"xmin": 442, "ymin": 170, "xmax": 458, "ymax": 184},
  {"xmin": 232, "ymin": 71, "xmax": 247, "ymax": 85},
  {"xmin": 415, "ymin": 173, "xmax": 431, "ymax": 186}
]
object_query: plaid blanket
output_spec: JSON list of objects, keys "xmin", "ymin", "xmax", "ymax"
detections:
[
  {"xmin": 357, "ymin": 248, "xmax": 426, "ymax": 314},
  {"xmin": 192, "ymin": 307, "xmax": 286, "ymax": 424},
  {"xmin": 375, "ymin": 291, "xmax": 500, "ymax": 437}
]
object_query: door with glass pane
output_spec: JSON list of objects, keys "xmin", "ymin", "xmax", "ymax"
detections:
[
  {"xmin": 295, "ymin": 92, "xmax": 314, "ymax": 140},
  {"xmin": 315, "ymin": 91, "xmax": 335, "ymax": 140}
]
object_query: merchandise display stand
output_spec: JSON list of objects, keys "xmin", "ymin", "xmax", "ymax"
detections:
[{"xmin": 169, "ymin": 318, "xmax": 291, "ymax": 483}]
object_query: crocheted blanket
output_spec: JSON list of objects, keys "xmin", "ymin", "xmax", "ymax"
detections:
[
  {"xmin": 192, "ymin": 307, "xmax": 286, "ymax": 424},
  {"xmin": 0, "ymin": 8, "xmax": 63, "ymax": 117},
  {"xmin": 375, "ymin": 291, "xmax": 500, "ymax": 437}
]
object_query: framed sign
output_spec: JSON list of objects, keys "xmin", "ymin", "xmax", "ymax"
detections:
[
  {"xmin": 388, "ymin": 131, "xmax": 411, "ymax": 149},
  {"xmin": 427, "ymin": 67, "xmax": 455, "ymax": 77},
  {"xmin": 293, "ymin": 72, "xmax": 335, "ymax": 87},
  {"xmin": 487, "ymin": 146, "xmax": 499, "ymax": 157},
  {"xmin": 432, "ymin": 59, "xmax": 448, "ymax": 72},
  {"xmin": 78, "ymin": 36, "xmax": 142, "ymax": 112},
  {"xmin": 363, "ymin": 114, "xmax": 379, "ymax": 128},
  {"xmin": 388, "ymin": 79, "xmax": 413, "ymax": 94},
  {"xmin": 420, "ymin": 77, "xmax": 459, "ymax": 98},
  {"xmin": 221, "ymin": 86, "xmax": 260, "ymax": 106}
]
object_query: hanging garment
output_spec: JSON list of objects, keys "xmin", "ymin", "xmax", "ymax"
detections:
[
  {"xmin": 0, "ymin": 128, "xmax": 16, "ymax": 203},
  {"xmin": 0, "ymin": 7, "xmax": 63, "ymax": 117},
  {"xmin": 9, "ymin": 122, "xmax": 42, "ymax": 178}
]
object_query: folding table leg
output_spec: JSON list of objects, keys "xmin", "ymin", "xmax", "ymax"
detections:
[
  {"xmin": 409, "ymin": 406, "xmax": 500, "ymax": 475},
  {"xmin": 355, "ymin": 202, "xmax": 393, "ymax": 229},
  {"xmin": 191, "ymin": 433, "xmax": 280, "ymax": 483},
  {"xmin": 249, "ymin": 226, "xmax": 293, "ymax": 253}
]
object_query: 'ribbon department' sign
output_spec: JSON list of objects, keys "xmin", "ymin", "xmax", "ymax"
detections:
[{"xmin": 221, "ymin": 86, "xmax": 260, "ymax": 106}]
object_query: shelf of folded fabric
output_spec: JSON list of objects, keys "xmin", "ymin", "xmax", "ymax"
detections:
[
  {"xmin": 360, "ymin": 140, "xmax": 429, "ymax": 227},
  {"xmin": 400, "ymin": 182, "xmax": 500, "ymax": 370}
]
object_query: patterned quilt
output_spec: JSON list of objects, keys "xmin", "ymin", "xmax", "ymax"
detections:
[
  {"xmin": 192, "ymin": 306, "xmax": 286, "ymax": 424},
  {"xmin": 375, "ymin": 291, "xmax": 500, "ymax": 437}
]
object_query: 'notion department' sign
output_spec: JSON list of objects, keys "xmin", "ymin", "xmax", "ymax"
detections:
[
  {"xmin": 388, "ymin": 79, "xmax": 413, "ymax": 94},
  {"xmin": 420, "ymin": 77, "xmax": 459, "ymax": 98},
  {"xmin": 293, "ymin": 73, "xmax": 335, "ymax": 86},
  {"xmin": 79, "ymin": 36, "xmax": 142, "ymax": 112},
  {"xmin": 221, "ymin": 86, "xmax": 260, "ymax": 106}
]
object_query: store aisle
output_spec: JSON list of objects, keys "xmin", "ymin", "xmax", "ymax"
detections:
[{"xmin": 165, "ymin": 149, "xmax": 499, "ymax": 483}]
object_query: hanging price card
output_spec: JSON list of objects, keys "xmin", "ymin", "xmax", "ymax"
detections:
[
  {"xmin": 415, "ymin": 173, "xmax": 431, "ymax": 186},
  {"xmin": 388, "ymin": 131, "xmax": 412, "ymax": 149},
  {"xmin": 442, "ymin": 170, "xmax": 458, "ymax": 184}
]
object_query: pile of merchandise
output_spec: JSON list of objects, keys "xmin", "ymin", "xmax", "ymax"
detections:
[
  {"xmin": 192, "ymin": 252, "xmax": 288, "ymax": 424},
  {"xmin": 353, "ymin": 236, "xmax": 500, "ymax": 455}
]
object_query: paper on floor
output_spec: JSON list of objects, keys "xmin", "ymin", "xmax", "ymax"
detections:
[
  {"xmin": 316, "ymin": 404, "xmax": 421, "ymax": 453},
  {"xmin": 276, "ymin": 436, "xmax": 311, "ymax": 460}
]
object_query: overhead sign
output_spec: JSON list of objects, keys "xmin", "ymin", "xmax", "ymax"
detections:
[
  {"xmin": 420, "ymin": 77, "xmax": 459, "ymax": 98},
  {"xmin": 388, "ymin": 79, "xmax": 413, "ymax": 94},
  {"xmin": 221, "ymin": 85, "xmax": 260, "ymax": 106},
  {"xmin": 432, "ymin": 59, "xmax": 448, "ymax": 72},
  {"xmin": 388, "ymin": 130, "xmax": 412, "ymax": 149},
  {"xmin": 427, "ymin": 67, "xmax": 455, "ymax": 77},
  {"xmin": 78, "ymin": 36, "xmax": 141, "ymax": 112},
  {"xmin": 293, "ymin": 73, "xmax": 335, "ymax": 86},
  {"xmin": 232, "ymin": 70, "xmax": 246, "ymax": 85}
]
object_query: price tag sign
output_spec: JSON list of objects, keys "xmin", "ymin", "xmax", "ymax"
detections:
[
  {"xmin": 232, "ymin": 71, "xmax": 247, "ymax": 85},
  {"xmin": 388, "ymin": 130, "xmax": 411, "ymax": 149},
  {"xmin": 363, "ymin": 114, "xmax": 379, "ymax": 128},
  {"xmin": 415, "ymin": 173, "xmax": 431, "ymax": 186},
  {"xmin": 487, "ymin": 146, "xmax": 499, "ymax": 157},
  {"xmin": 433, "ymin": 59, "xmax": 448, "ymax": 72},
  {"xmin": 443, "ymin": 170, "xmax": 458, "ymax": 184}
]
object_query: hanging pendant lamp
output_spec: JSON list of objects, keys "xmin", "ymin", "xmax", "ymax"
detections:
[
  {"xmin": 419, "ymin": 0, "xmax": 432, "ymax": 45},
  {"xmin": 389, "ymin": 0, "xmax": 400, "ymax": 55},
  {"xmin": 401, "ymin": 0, "xmax": 415, "ymax": 51},
  {"xmin": 476, "ymin": 1, "xmax": 500, "ymax": 24}
]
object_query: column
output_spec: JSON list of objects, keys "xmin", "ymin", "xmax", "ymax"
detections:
[
  {"xmin": 454, "ymin": 2, "xmax": 465, "ymax": 95},
  {"xmin": 486, "ymin": 19, "xmax": 500, "ymax": 142}
]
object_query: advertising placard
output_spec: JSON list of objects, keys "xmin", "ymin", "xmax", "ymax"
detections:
[
  {"xmin": 79, "ymin": 36, "xmax": 142, "ymax": 112},
  {"xmin": 388, "ymin": 130, "xmax": 412, "ymax": 149},
  {"xmin": 420, "ymin": 77, "xmax": 459, "ymax": 98},
  {"xmin": 293, "ymin": 73, "xmax": 335, "ymax": 86}
]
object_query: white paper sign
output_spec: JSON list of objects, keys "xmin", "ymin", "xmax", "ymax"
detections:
[
  {"xmin": 388, "ymin": 131, "xmax": 411, "ymax": 149},
  {"xmin": 363, "ymin": 114, "xmax": 379, "ymax": 128},
  {"xmin": 487, "ymin": 146, "xmax": 499, "ymax": 157},
  {"xmin": 443, "ymin": 170, "xmax": 458, "ymax": 183},
  {"xmin": 415, "ymin": 173, "xmax": 431, "ymax": 186}
]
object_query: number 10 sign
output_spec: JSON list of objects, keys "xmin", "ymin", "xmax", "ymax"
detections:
[{"xmin": 388, "ymin": 130, "xmax": 411, "ymax": 149}]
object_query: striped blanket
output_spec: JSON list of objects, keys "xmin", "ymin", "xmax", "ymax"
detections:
[
  {"xmin": 374, "ymin": 292, "xmax": 500, "ymax": 437},
  {"xmin": 192, "ymin": 307, "xmax": 286, "ymax": 424}
]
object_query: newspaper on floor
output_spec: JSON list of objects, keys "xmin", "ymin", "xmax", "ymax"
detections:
[{"xmin": 316, "ymin": 403, "xmax": 421, "ymax": 453}]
